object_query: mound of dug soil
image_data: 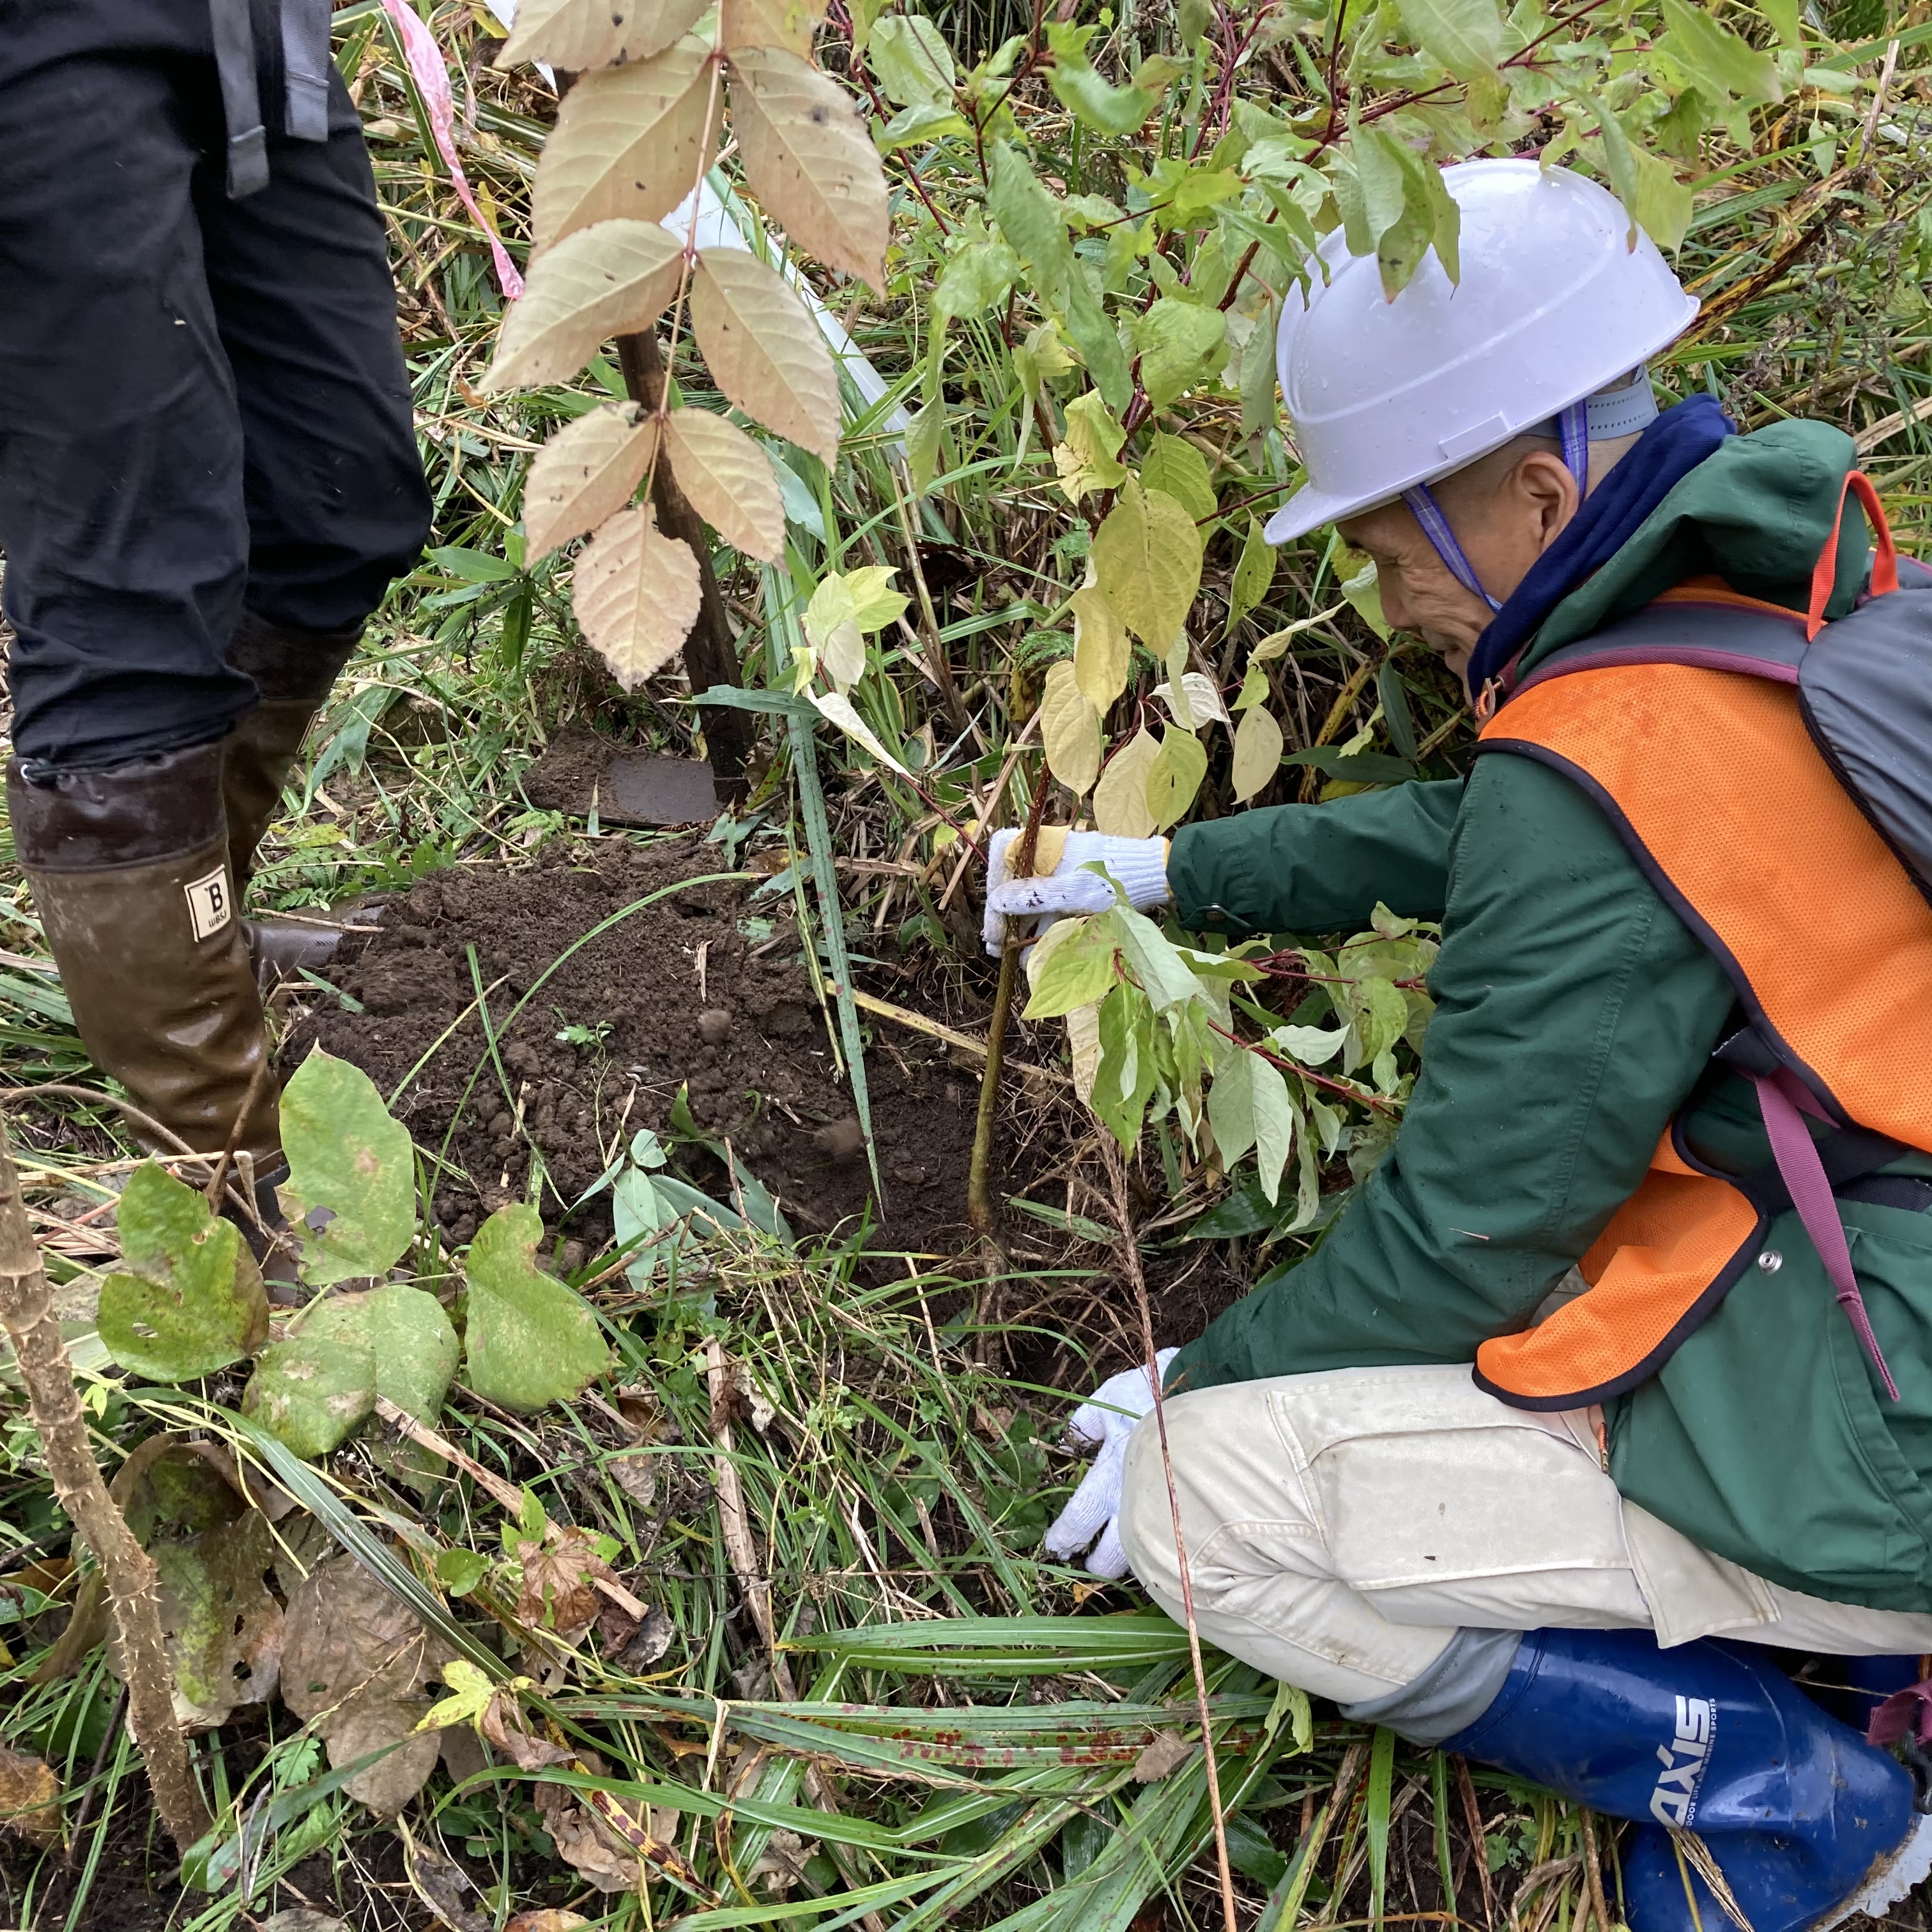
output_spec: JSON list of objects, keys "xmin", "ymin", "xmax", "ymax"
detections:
[{"xmin": 288, "ymin": 840, "xmax": 997, "ymax": 1257}]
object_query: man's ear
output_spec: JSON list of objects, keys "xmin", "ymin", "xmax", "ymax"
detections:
[{"xmin": 1512, "ymin": 449, "xmax": 1581, "ymax": 553}]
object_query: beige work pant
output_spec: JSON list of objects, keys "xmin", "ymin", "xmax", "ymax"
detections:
[{"xmin": 1117, "ymin": 1365, "xmax": 1932, "ymax": 1705}]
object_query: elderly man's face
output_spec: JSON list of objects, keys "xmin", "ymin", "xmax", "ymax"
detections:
[{"xmin": 1337, "ymin": 444, "xmax": 1582, "ymax": 689}]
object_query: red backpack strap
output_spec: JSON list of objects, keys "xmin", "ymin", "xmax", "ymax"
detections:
[{"xmin": 1808, "ymin": 470, "xmax": 1898, "ymax": 640}]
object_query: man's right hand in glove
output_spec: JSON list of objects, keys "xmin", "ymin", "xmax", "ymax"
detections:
[
  {"xmin": 981, "ymin": 829, "xmax": 1170, "ymax": 956},
  {"xmin": 1042, "ymin": 1349, "xmax": 1179, "ymax": 1578}
]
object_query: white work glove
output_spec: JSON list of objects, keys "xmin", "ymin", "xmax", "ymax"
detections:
[
  {"xmin": 1043, "ymin": 1349, "xmax": 1179, "ymax": 1578},
  {"xmin": 981, "ymin": 829, "xmax": 1170, "ymax": 956}
]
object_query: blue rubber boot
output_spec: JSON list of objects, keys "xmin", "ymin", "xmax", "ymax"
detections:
[{"xmin": 1441, "ymin": 1629, "xmax": 1932, "ymax": 1932}]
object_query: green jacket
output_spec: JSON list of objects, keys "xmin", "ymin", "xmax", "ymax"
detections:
[{"xmin": 1166, "ymin": 421, "xmax": 1932, "ymax": 1613}]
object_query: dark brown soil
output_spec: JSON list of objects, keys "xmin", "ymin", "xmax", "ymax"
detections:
[
  {"xmin": 520, "ymin": 722, "xmax": 618, "ymax": 815},
  {"xmin": 285, "ymin": 838, "xmax": 1005, "ymax": 1257}
]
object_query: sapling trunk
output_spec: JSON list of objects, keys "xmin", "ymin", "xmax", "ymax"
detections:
[
  {"xmin": 0, "ymin": 1116, "xmax": 211, "ymax": 1854},
  {"xmin": 614, "ymin": 329, "xmax": 753, "ymax": 790}
]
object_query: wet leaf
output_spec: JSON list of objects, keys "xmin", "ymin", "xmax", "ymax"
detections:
[
  {"xmin": 524, "ymin": 403, "xmax": 657, "ymax": 560},
  {"xmin": 463, "ymin": 1204, "xmax": 611, "ymax": 1412},
  {"xmin": 727, "ymin": 48, "xmax": 889, "ymax": 289},
  {"xmin": 689, "ymin": 249, "xmax": 841, "ymax": 464},
  {"xmin": 484, "ymin": 220, "xmax": 684, "ymax": 394},
  {"xmin": 530, "ymin": 45, "xmax": 721, "ymax": 251},
  {"xmin": 0, "ymin": 1747, "xmax": 59, "ymax": 1844},
  {"xmin": 661, "ymin": 408, "xmax": 785, "ymax": 562},
  {"xmin": 300, "ymin": 1284, "xmax": 458, "ymax": 1423},
  {"xmin": 572, "ymin": 505, "xmax": 703, "ymax": 691},
  {"xmin": 280, "ymin": 1556, "xmax": 450, "ymax": 1815},
  {"xmin": 277, "ymin": 1050, "xmax": 416, "ymax": 1287},
  {"xmin": 97, "ymin": 1161, "xmax": 268, "ymax": 1382},
  {"xmin": 516, "ymin": 1525, "xmax": 616, "ymax": 1639},
  {"xmin": 154, "ymin": 1506, "xmax": 282, "ymax": 1726},
  {"xmin": 242, "ymin": 1337, "xmax": 378, "ymax": 1460}
]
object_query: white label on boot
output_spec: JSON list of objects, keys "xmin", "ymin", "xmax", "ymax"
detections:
[{"xmin": 184, "ymin": 866, "xmax": 234, "ymax": 942}]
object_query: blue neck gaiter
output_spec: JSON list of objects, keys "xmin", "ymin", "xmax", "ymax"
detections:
[{"xmin": 1464, "ymin": 394, "xmax": 1736, "ymax": 698}]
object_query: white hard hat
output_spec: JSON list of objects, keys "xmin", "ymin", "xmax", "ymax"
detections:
[{"xmin": 1264, "ymin": 158, "xmax": 1699, "ymax": 544}]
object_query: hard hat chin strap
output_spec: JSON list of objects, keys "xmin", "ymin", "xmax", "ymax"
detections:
[{"xmin": 1401, "ymin": 397, "xmax": 1595, "ymax": 615}]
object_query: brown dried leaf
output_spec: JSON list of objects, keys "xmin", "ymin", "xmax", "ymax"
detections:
[
  {"xmin": 726, "ymin": 49, "xmax": 888, "ymax": 289},
  {"xmin": 720, "ymin": 0, "xmax": 825, "ymax": 56},
  {"xmin": 324, "ymin": 1693, "xmax": 443, "ymax": 1816},
  {"xmin": 483, "ymin": 220, "xmax": 683, "ymax": 394},
  {"xmin": 525, "ymin": 404, "xmax": 659, "ymax": 560},
  {"xmin": 530, "ymin": 45, "xmax": 722, "ymax": 252},
  {"xmin": 572, "ymin": 506, "xmax": 702, "ymax": 691},
  {"xmin": 661, "ymin": 408, "xmax": 785, "ymax": 562},
  {"xmin": 690, "ymin": 249, "xmax": 840, "ymax": 464},
  {"xmin": 535, "ymin": 1783, "xmax": 638, "ymax": 1892},
  {"xmin": 516, "ymin": 1526, "xmax": 614, "ymax": 1641},
  {"xmin": 479, "ymin": 1692, "xmax": 571, "ymax": 1772},
  {"xmin": 262, "ymin": 1914, "xmax": 351, "ymax": 1932},
  {"xmin": 0, "ymin": 1747, "xmax": 59, "ymax": 1845},
  {"xmin": 608, "ymin": 1450, "xmax": 657, "ymax": 1505},
  {"xmin": 505, "ymin": 1916, "xmax": 591, "ymax": 1932},
  {"xmin": 748, "ymin": 1827, "xmax": 816, "ymax": 1894},
  {"xmin": 1131, "ymin": 1728, "xmax": 1197, "ymax": 1782},
  {"xmin": 500, "ymin": 0, "xmax": 707, "ymax": 68},
  {"xmin": 402, "ymin": 1825, "xmax": 491, "ymax": 1932},
  {"xmin": 154, "ymin": 1508, "xmax": 284, "ymax": 1727}
]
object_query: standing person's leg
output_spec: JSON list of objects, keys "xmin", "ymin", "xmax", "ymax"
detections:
[
  {"xmin": 1116, "ymin": 1365, "xmax": 1932, "ymax": 1932},
  {"xmin": 0, "ymin": 42, "xmax": 275, "ymax": 1156},
  {"xmin": 197, "ymin": 63, "xmax": 431, "ymax": 898}
]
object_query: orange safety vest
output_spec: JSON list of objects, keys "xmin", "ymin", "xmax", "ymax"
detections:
[{"xmin": 1470, "ymin": 474, "xmax": 1932, "ymax": 1411}]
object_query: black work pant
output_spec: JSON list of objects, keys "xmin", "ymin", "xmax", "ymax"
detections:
[{"xmin": 0, "ymin": 7, "xmax": 433, "ymax": 769}]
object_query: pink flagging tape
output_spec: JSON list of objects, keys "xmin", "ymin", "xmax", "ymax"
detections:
[{"xmin": 379, "ymin": 0, "xmax": 525, "ymax": 300}]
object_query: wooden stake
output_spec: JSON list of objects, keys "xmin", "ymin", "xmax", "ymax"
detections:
[{"xmin": 0, "ymin": 1111, "xmax": 210, "ymax": 1854}]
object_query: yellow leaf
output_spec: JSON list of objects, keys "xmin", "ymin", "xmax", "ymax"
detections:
[
  {"xmin": 1230, "ymin": 702, "xmax": 1284, "ymax": 802},
  {"xmin": 572, "ymin": 506, "xmax": 702, "ymax": 689},
  {"xmin": 821, "ymin": 617, "xmax": 866, "ymax": 689},
  {"xmin": 499, "ymin": 0, "xmax": 708, "ymax": 68},
  {"xmin": 808, "ymin": 689, "xmax": 911, "ymax": 774},
  {"xmin": 1092, "ymin": 728, "xmax": 1161, "ymax": 838},
  {"xmin": 690, "ymin": 250, "xmax": 841, "ymax": 464},
  {"xmin": 1091, "ymin": 480, "xmax": 1204, "ymax": 649},
  {"xmin": 1071, "ymin": 581, "xmax": 1131, "ymax": 711},
  {"xmin": 1039, "ymin": 661, "xmax": 1101, "ymax": 797},
  {"xmin": 1146, "ymin": 724, "xmax": 1208, "ymax": 831},
  {"xmin": 661, "ymin": 408, "xmax": 785, "ymax": 562},
  {"xmin": 524, "ymin": 404, "xmax": 659, "ymax": 559},
  {"xmin": 1250, "ymin": 600, "xmax": 1344, "ymax": 661},
  {"xmin": 727, "ymin": 48, "xmax": 889, "ymax": 289},
  {"xmin": 721, "ymin": 0, "xmax": 826, "ymax": 56},
  {"xmin": 484, "ymin": 220, "xmax": 684, "ymax": 393},
  {"xmin": 530, "ymin": 44, "xmax": 722, "ymax": 252},
  {"xmin": 1154, "ymin": 671, "xmax": 1228, "ymax": 730},
  {"xmin": 415, "ymin": 1658, "xmax": 505, "ymax": 1734}
]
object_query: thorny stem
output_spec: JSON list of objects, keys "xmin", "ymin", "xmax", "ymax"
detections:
[
  {"xmin": 0, "ymin": 1112, "xmax": 211, "ymax": 1855},
  {"xmin": 1101, "ymin": 1134, "xmax": 1239, "ymax": 1932}
]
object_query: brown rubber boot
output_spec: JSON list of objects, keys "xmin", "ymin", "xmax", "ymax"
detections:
[
  {"xmin": 10, "ymin": 742, "xmax": 280, "ymax": 1160},
  {"xmin": 222, "ymin": 610, "xmax": 364, "ymax": 889},
  {"xmin": 223, "ymin": 611, "xmax": 366, "ymax": 990}
]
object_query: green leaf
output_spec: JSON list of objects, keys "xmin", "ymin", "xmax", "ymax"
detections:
[
  {"xmin": 987, "ymin": 141, "xmax": 1075, "ymax": 312},
  {"xmin": 1139, "ymin": 434, "xmax": 1216, "ymax": 522},
  {"xmin": 1045, "ymin": 25, "xmax": 1160, "ymax": 133},
  {"xmin": 1145, "ymin": 724, "xmax": 1209, "ymax": 832},
  {"xmin": 277, "ymin": 1050, "xmax": 417, "ymax": 1287},
  {"xmin": 1114, "ymin": 905, "xmax": 1205, "ymax": 1012},
  {"xmin": 1376, "ymin": 659, "xmax": 1420, "ymax": 760},
  {"xmin": 1062, "ymin": 269, "xmax": 1134, "ymax": 414},
  {"xmin": 1282, "ymin": 746, "xmax": 1419, "ymax": 784},
  {"xmin": 1395, "ymin": 0, "xmax": 1501, "ymax": 82},
  {"xmin": 1134, "ymin": 298, "xmax": 1228, "ymax": 408},
  {"xmin": 868, "ymin": 13, "xmax": 955, "ymax": 108},
  {"xmin": 1625, "ymin": 144, "xmax": 1696, "ymax": 252},
  {"xmin": 1054, "ymin": 390, "xmax": 1130, "ymax": 503},
  {"xmin": 299, "ymin": 1284, "xmax": 458, "ymax": 1423},
  {"xmin": 933, "ymin": 239, "xmax": 1020, "ymax": 322},
  {"xmin": 1023, "ymin": 914, "xmax": 1123, "ymax": 1019},
  {"xmin": 1758, "ymin": 0, "xmax": 1803, "ymax": 45},
  {"xmin": 1206, "ymin": 1045, "xmax": 1259, "ymax": 1168},
  {"xmin": 463, "ymin": 1204, "xmax": 611, "ymax": 1412},
  {"xmin": 97, "ymin": 1162, "xmax": 269, "ymax": 1382},
  {"xmin": 906, "ymin": 397, "xmax": 947, "ymax": 496},
  {"xmin": 1091, "ymin": 481, "xmax": 1204, "ymax": 650},
  {"xmin": 1239, "ymin": 300, "xmax": 1280, "ymax": 440},
  {"xmin": 1091, "ymin": 982, "xmax": 1160, "ymax": 1149},
  {"xmin": 435, "ymin": 1547, "xmax": 491, "ymax": 1596},
  {"xmin": 1659, "ymin": 0, "xmax": 1781, "ymax": 103},
  {"xmin": 1227, "ymin": 517, "xmax": 1276, "ymax": 634},
  {"xmin": 241, "ymin": 1335, "xmax": 378, "ymax": 1459}
]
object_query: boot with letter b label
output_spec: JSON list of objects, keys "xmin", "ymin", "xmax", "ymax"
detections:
[
  {"xmin": 184, "ymin": 863, "xmax": 234, "ymax": 942},
  {"xmin": 1443, "ymin": 1629, "xmax": 1932, "ymax": 1932}
]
